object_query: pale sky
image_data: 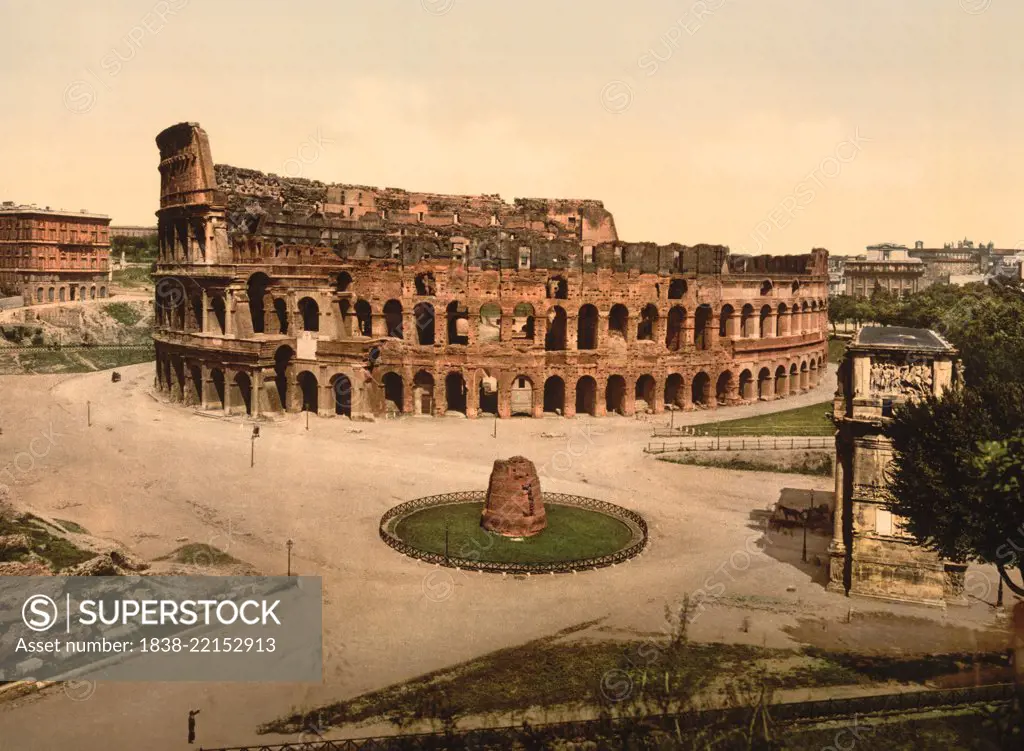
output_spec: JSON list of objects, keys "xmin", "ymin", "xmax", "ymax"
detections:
[{"xmin": 1, "ymin": 0, "xmax": 1021, "ymax": 255}]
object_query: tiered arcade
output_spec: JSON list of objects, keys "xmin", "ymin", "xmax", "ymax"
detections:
[{"xmin": 152, "ymin": 122, "xmax": 829, "ymax": 420}]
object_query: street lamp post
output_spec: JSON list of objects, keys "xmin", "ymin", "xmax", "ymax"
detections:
[
  {"xmin": 286, "ymin": 539, "xmax": 294, "ymax": 576},
  {"xmin": 250, "ymin": 425, "xmax": 260, "ymax": 468}
]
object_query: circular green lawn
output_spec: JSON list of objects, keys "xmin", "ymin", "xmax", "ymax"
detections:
[{"xmin": 392, "ymin": 502, "xmax": 635, "ymax": 564}]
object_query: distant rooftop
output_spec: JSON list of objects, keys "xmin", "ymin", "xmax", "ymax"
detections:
[
  {"xmin": 853, "ymin": 326, "xmax": 952, "ymax": 353},
  {"xmin": 0, "ymin": 202, "xmax": 109, "ymax": 220}
]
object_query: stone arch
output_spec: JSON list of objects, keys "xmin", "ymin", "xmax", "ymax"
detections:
[
  {"xmin": 188, "ymin": 363, "xmax": 202, "ymax": 404},
  {"xmin": 691, "ymin": 371, "xmax": 712, "ymax": 406},
  {"xmin": 413, "ymin": 371, "xmax": 434, "ymax": 415},
  {"xmin": 775, "ymin": 365, "xmax": 788, "ymax": 397},
  {"xmin": 479, "ymin": 302, "xmax": 501, "ymax": 344},
  {"xmin": 637, "ymin": 304, "xmax": 658, "ymax": 341},
  {"xmin": 759, "ymin": 305, "xmax": 772, "ymax": 338},
  {"xmin": 413, "ymin": 302, "xmax": 435, "ymax": 345},
  {"xmin": 510, "ymin": 374, "xmax": 534, "ymax": 416},
  {"xmin": 211, "ymin": 368, "xmax": 226, "ymax": 410},
  {"xmin": 69, "ymin": 286, "xmax": 76, "ymax": 302},
  {"xmin": 577, "ymin": 304, "xmax": 598, "ymax": 350},
  {"xmin": 719, "ymin": 304, "xmax": 736, "ymax": 338},
  {"xmin": 273, "ymin": 345, "xmax": 295, "ymax": 411},
  {"xmin": 414, "ymin": 272, "xmax": 435, "ymax": 296},
  {"xmin": 757, "ymin": 367, "xmax": 772, "ymax": 400},
  {"xmin": 776, "ymin": 303, "xmax": 789, "ymax": 337},
  {"xmin": 90, "ymin": 286, "xmax": 96, "ymax": 300},
  {"xmin": 47, "ymin": 287, "xmax": 54, "ymax": 302},
  {"xmin": 512, "ymin": 302, "xmax": 535, "ymax": 340},
  {"xmin": 716, "ymin": 371, "xmax": 735, "ymax": 404},
  {"xmin": 545, "ymin": 306, "xmax": 567, "ymax": 351},
  {"xmin": 331, "ymin": 374, "xmax": 352, "ymax": 417},
  {"xmin": 575, "ymin": 375, "xmax": 597, "ymax": 416},
  {"xmin": 233, "ymin": 372, "xmax": 252, "ymax": 416},
  {"xmin": 694, "ymin": 304, "xmax": 713, "ymax": 350},
  {"xmin": 246, "ymin": 272, "xmax": 271, "ymax": 334},
  {"xmin": 298, "ymin": 297, "xmax": 320, "ymax": 332},
  {"xmin": 666, "ymin": 305, "xmax": 686, "ymax": 351},
  {"xmin": 383, "ymin": 299, "xmax": 403, "ymax": 338},
  {"xmin": 668, "ymin": 278, "xmax": 687, "ymax": 299},
  {"xmin": 212, "ymin": 296, "xmax": 227, "ymax": 335},
  {"xmin": 605, "ymin": 375, "xmax": 627, "ymax": 415},
  {"xmin": 800, "ymin": 360, "xmax": 809, "ymax": 391},
  {"xmin": 98, "ymin": 286, "xmax": 107, "ymax": 298},
  {"xmin": 478, "ymin": 372, "xmax": 498, "ymax": 415},
  {"xmin": 741, "ymin": 304, "xmax": 755, "ymax": 337},
  {"xmin": 59, "ymin": 287, "xmax": 66, "ymax": 302},
  {"xmin": 335, "ymin": 272, "xmax": 353, "ymax": 292},
  {"xmin": 297, "ymin": 370, "xmax": 319, "ymax": 413},
  {"xmin": 355, "ymin": 300, "xmax": 372, "ymax": 337},
  {"xmin": 543, "ymin": 376, "xmax": 565, "ymax": 414},
  {"xmin": 608, "ymin": 304, "xmax": 629, "ymax": 340},
  {"xmin": 382, "ymin": 372, "xmax": 404, "ymax": 414},
  {"xmin": 635, "ymin": 374, "xmax": 656, "ymax": 413},
  {"xmin": 445, "ymin": 371, "xmax": 467, "ymax": 414},
  {"xmin": 546, "ymin": 275, "xmax": 568, "ymax": 299},
  {"xmin": 664, "ymin": 373, "xmax": 685, "ymax": 409},
  {"xmin": 760, "ymin": 279, "xmax": 773, "ymax": 295},
  {"xmin": 739, "ymin": 369, "xmax": 755, "ymax": 400},
  {"xmin": 809, "ymin": 357, "xmax": 818, "ymax": 388},
  {"xmin": 447, "ymin": 301, "xmax": 469, "ymax": 345}
]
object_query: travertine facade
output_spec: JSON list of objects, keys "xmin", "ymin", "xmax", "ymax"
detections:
[
  {"xmin": 828, "ymin": 326, "xmax": 965, "ymax": 606},
  {"xmin": 482, "ymin": 457, "xmax": 546, "ymax": 537},
  {"xmin": 0, "ymin": 203, "xmax": 111, "ymax": 305},
  {"xmin": 152, "ymin": 122, "xmax": 829, "ymax": 420}
]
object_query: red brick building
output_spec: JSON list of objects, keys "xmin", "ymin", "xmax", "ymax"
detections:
[{"xmin": 0, "ymin": 203, "xmax": 111, "ymax": 304}]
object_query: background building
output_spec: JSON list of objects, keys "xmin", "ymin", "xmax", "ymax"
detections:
[
  {"xmin": 152, "ymin": 123, "xmax": 829, "ymax": 420},
  {"xmin": 828, "ymin": 326, "xmax": 965, "ymax": 606},
  {"xmin": 110, "ymin": 225, "xmax": 158, "ymax": 239},
  {"xmin": 843, "ymin": 244, "xmax": 924, "ymax": 298},
  {"xmin": 827, "ymin": 255, "xmax": 847, "ymax": 296},
  {"xmin": 0, "ymin": 202, "xmax": 111, "ymax": 305}
]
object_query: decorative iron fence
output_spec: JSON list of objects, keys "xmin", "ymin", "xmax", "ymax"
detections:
[
  {"xmin": 203, "ymin": 683, "xmax": 1017, "ymax": 750},
  {"xmin": 379, "ymin": 491, "xmax": 648, "ymax": 575},
  {"xmin": 645, "ymin": 436, "xmax": 833, "ymax": 454}
]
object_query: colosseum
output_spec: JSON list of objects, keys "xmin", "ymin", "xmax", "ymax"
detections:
[{"xmin": 152, "ymin": 122, "xmax": 829, "ymax": 420}]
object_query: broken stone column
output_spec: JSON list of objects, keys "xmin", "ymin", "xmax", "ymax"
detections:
[{"xmin": 481, "ymin": 456, "xmax": 546, "ymax": 537}]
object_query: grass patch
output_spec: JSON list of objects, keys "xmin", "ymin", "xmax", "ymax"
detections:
[
  {"xmin": 53, "ymin": 519, "xmax": 89, "ymax": 535},
  {"xmin": 110, "ymin": 266, "xmax": 153, "ymax": 288},
  {"xmin": 83, "ymin": 347, "xmax": 155, "ymax": 370},
  {"xmin": 103, "ymin": 303, "xmax": 144, "ymax": 326},
  {"xmin": 828, "ymin": 336, "xmax": 849, "ymax": 362},
  {"xmin": 0, "ymin": 513, "xmax": 96, "ymax": 570},
  {"xmin": 156, "ymin": 543, "xmax": 240, "ymax": 567},
  {"xmin": 694, "ymin": 401, "xmax": 834, "ymax": 437},
  {"xmin": 658, "ymin": 453, "xmax": 833, "ymax": 476},
  {"xmin": 393, "ymin": 502, "xmax": 635, "ymax": 563}
]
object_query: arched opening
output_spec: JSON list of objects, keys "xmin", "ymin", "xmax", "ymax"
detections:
[
  {"xmin": 447, "ymin": 301, "xmax": 469, "ymax": 345},
  {"xmin": 445, "ymin": 372, "xmax": 467, "ymax": 414},
  {"xmin": 189, "ymin": 364, "xmax": 202, "ymax": 404},
  {"xmin": 414, "ymin": 272, "xmax": 435, "ymax": 296},
  {"xmin": 800, "ymin": 361, "xmax": 809, "ymax": 391},
  {"xmin": 668, "ymin": 278, "xmax": 687, "ymax": 299},
  {"xmin": 757, "ymin": 367, "xmax": 772, "ymax": 400},
  {"xmin": 234, "ymin": 372, "xmax": 252, "ymax": 416},
  {"xmin": 760, "ymin": 279, "xmax": 773, "ymax": 295},
  {"xmin": 776, "ymin": 303, "xmax": 789, "ymax": 337},
  {"xmin": 575, "ymin": 376, "xmax": 597, "ymax": 416},
  {"xmin": 69, "ymin": 287, "xmax": 76, "ymax": 301},
  {"xmin": 543, "ymin": 376, "xmax": 565, "ymax": 415},
  {"xmin": 775, "ymin": 366, "xmax": 788, "ymax": 397},
  {"xmin": 716, "ymin": 371, "xmax": 735, "ymax": 404},
  {"xmin": 694, "ymin": 305, "xmax": 713, "ymax": 350},
  {"xmin": 173, "ymin": 295, "xmax": 186, "ymax": 330},
  {"xmin": 635, "ymin": 374, "xmax": 656, "ymax": 413},
  {"xmin": 664, "ymin": 373, "xmax": 684, "ymax": 409},
  {"xmin": 297, "ymin": 371, "xmax": 318, "ymax": 413},
  {"xmin": 98, "ymin": 287, "xmax": 107, "ymax": 298},
  {"xmin": 546, "ymin": 276, "xmax": 568, "ymax": 299},
  {"xmin": 691, "ymin": 371, "xmax": 712, "ymax": 407},
  {"xmin": 212, "ymin": 296, "xmax": 227, "ymax": 335},
  {"xmin": 190, "ymin": 295, "xmax": 203, "ymax": 331},
  {"xmin": 414, "ymin": 371, "xmax": 434, "ymax": 415},
  {"xmin": 637, "ymin": 304, "xmax": 658, "ymax": 341},
  {"xmin": 577, "ymin": 304, "xmax": 598, "ymax": 350},
  {"xmin": 479, "ymin": 303, "xmax": 501, "ymax": 344},
  {"xmin": 510, "ymin": 375, "xmax": 534, "ymax": 416},
  {"xmin": 335, "ymin": 272, "xmax": 352, "ymax": 292},
  {"xmin": 171, "ymin": 357, "xmax": 185, "ymax": 402},
  {"xmin": 478, "ymin": 374, "xmax": 498, "ymax": 415},
  {"xmin": 383, "ymin": 300, "xmax": 403, "ymax": 338},
  {"xmin": 47, "ymin": 288, "xmax": 54, "ymax": 302},
  {"xmin": 719, "ymin": 304, "xmax": 735, "ymax": 338},
  {"xmin": 273, "ymin": 345, "xmax": 295, "ymax": 411},
  {"xmin": 59, "ymin": 288, "xmax": 66, "ymax": 302},
  {"xmin": 212, "ymin": 369, "xmax": 226, "ymax": 409},
  {"xmin": 512, "ymin": 303, "xmax": 535, "ymax": 340},
  {"xmin": 298, "ymin": 297, "xmax": 320, "ymax": 332},
  {"xmin": 35, "ymin": 287, "xmax": 43, "ymax": 303},
  {"xmin": 759, "ymin": 305, "xmax": 772, "ymax": 338},
  {"xmin": 80, "ymin": 286, "xmax": 86, "ymax": 301},
  {"xmin": 739, "ymin": 369, "xmax": 754, "ymax": 400},
  {"xmin": 666, "ymin": 306, "xmax": 686, "ymax": 351},
  {"xmin": 333, "ymin": 374, "xmax": 352, "ymax": 417},
  {"xmin": 545, "ymin": 306, "xmax": 567, "ymax": 351},
  {"xmin": 246, "ymin": 273, "xmax": 270, "ymax": 334},
  {"xmin": 740, "ymin": 304, "xmax": 755, "ymax": 338},
  {"xmin": 382, "ymin": 372, "xmax": 404, "ymax": 415},
  {"xmin": 789, "ymin": 363, "xmax": 799, "ymax": 394},
  {"xmin": 90, "ymin": 286, "xmax": 96, "ymax": 300},
  {"xmin": 355, "ymin": 300, "xmax": 372, "ymax": 337},
  {"xmin": 608, "ymin": 304, "xmax": 628, "ymax": 341},
  {"xmin": 413, "ymin": 302, "xmax": 435, "ymax": 345},
  {"xmin": 809, "ymin": 358, "xmax": 818, "ymax": 388},
  {"xmin": 605, "ymin": 375, "xmax": 626, "ymax": 415}
]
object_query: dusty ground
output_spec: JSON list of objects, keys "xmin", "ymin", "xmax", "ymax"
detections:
[{"xmin": 0, "ymin": 361, "xmax": 1009, "ymax": 750}]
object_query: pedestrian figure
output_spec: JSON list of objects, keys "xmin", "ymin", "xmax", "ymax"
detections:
[{"xmin": 188, "ymin": 709, "xmax": 201, "ymax": 744}]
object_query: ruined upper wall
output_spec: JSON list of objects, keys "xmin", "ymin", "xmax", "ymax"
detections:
[{"xmin": 156, "ymin": 123, "xmax": 220, "ymax": 211}]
